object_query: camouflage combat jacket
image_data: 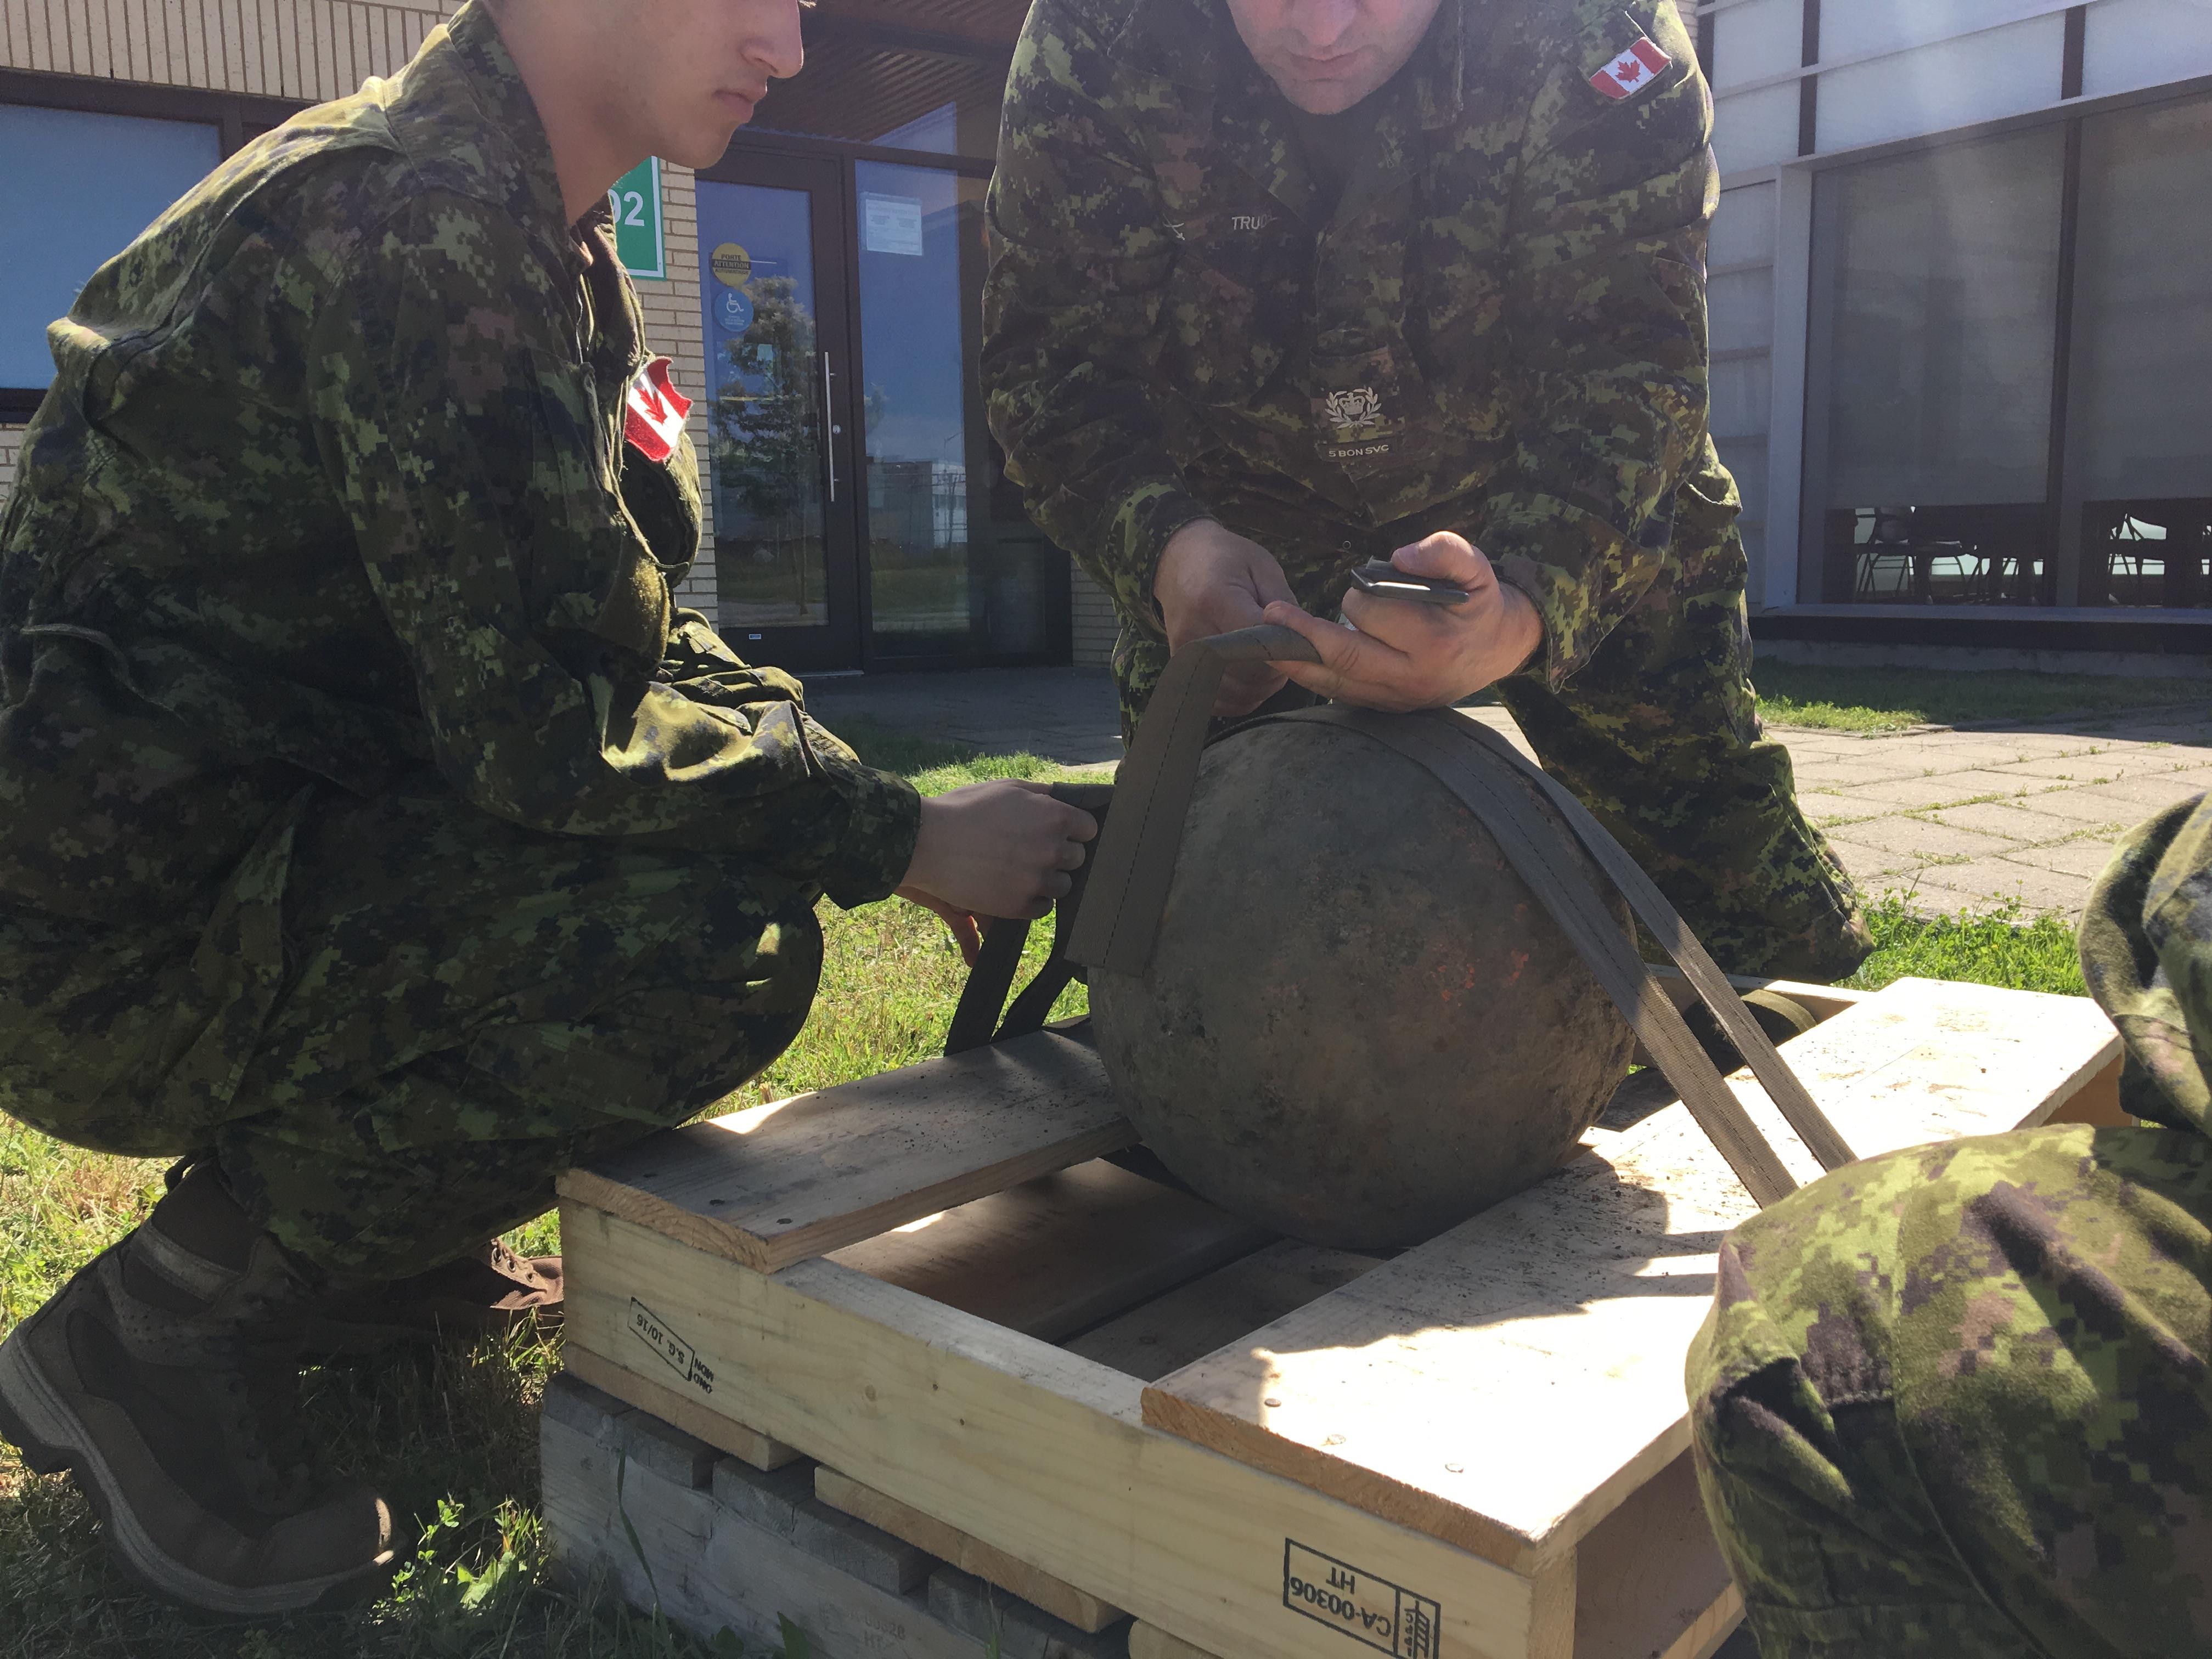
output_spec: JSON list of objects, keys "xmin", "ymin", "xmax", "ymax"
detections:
[
  {"xmin": 983, "ymin": 0, "xmax": 1731, "ymax": 689},
  {"xmin": 0, "ymin": 1, "xmax": 919, "ymax": 934}
]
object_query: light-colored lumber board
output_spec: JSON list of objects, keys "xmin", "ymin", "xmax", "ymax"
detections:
[
  {"xmin": 565, "ymin": 1344, "xmax": 802, "ymax": 1471},
  {"xmin": 1128, "ymin": 1624, "xmax": 1221, "ymax": 1659},
  {"xmin": 1062, "ymin": 1241, "xmax": 1386, "ymax": 1381},
  {"xmin": 1141, "ymin": 979, "xmax": 2121, "ymax": 1575},
  {"xmin": 1570, "ymin": 1452, "xmax": 1737, "ymax": 1659},
  {"xmin": 2046, "ymin": 1054, "xmax": 2129, "ymax": 1126},
  {"xmin": 816, "ymin": 1466, "xmax": 1126, "ymax": 1633},
  {"xmin": 544, "ymin": 1412, "xmax": 988, "ymax": 1658},
  {"xmin": 559, "ymin": 1204, "xmax": 1543, "ymax": 1659},
  {"xmin": 556, "ymin": 1029, "xmax": 1130, "ymax": 1272},
  {"xmin": 828, "ymin": 1158, "xmax": 1273, "ymax": 1343}
]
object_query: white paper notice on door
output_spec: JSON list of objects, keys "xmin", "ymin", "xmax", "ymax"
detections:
[{"xmin": 862, "ymin": 193, "xmax": 926, "ymax": 257}]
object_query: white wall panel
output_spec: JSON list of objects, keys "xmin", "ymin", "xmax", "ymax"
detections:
[
  {"xmin": 1710, "ymin": 179, "xmax": 1778, "ymax": 266},
  {"xmin": 1817, "ymin": 14, "xmax": 2066, "ymax": 152},
  {"xmin": 1714, "ymin": 81, "xmax": 1800, "ymax": 172},
  {"xmin": 1821, "ymin": 0, "xmax": 2056, "ymax": 60},
  {"xmin": 1709, "ymin": 0, "xmax": 1800, "ymax": 88},
  {"xmin": 2084, "ymin": 0, "xmax": 2212, "ymax": 97}
]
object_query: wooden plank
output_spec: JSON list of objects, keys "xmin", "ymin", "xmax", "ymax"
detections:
[
  {"xmin": 1141, "ymin": 979, "xmax": 2121, "ymax": 1575},
  {"xmin": 565, "ymin": 1343, "xmax": 802, "ymax": 1471},
  {"xmin": 560, "ymin": 1204, "xmax": 1544, "ymax": 1659},
  {"xmin": 1570, "ymin": 1452, "xmax": 1737, "ymax": 1659},
  {"xmin": 543, "ymin": 1413, "xmax": 990, "ymax": 1658},
  {"xmin": 2047, "ymin": 1055, "xmax": 2129, "ymax": 1127},
  {"xmin": 816, "ymin": 1466, "xmax": 1127, "ymax": 1633},
  {"xmin": 1128, "ymin": 1625, "xmax": 1220, "ymax": 1659},
  {"xmin": 556, "ymin": 1030, "xmax": 1131, "ymax": 1273},
  {"xmin": 1063, "ymin": 1242, "xmax": 1386, "ymax": 1381},
  {"xmin": 828, "ymin": 1159, "xmax": 1273, "ymax": 1343}
]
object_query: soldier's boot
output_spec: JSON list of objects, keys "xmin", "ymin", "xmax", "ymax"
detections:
[
  {"xmin": 303, "ymin": 1240, "xmax": 564, "ymax": 1356},
  {"xmin": 0, "ymin": 1164, "xmax": 396, "ymax": 1616}
]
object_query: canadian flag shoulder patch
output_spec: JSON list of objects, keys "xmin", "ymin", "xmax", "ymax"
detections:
[
  {"xmin": 1588, "ymin": 20, "xmax": 1674, "ymax": 103},
  {"xmin": 623, "ymin": 357, "xmax": 693, "ymax": 464}
]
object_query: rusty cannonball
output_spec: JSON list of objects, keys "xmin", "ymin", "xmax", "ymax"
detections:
[{"xmin": 1089, "ymin": 719, "xmax": 1635, "ymax": 1250}]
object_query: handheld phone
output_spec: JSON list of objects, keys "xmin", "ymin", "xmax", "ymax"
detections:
[{"xmin": 1347, "ymin": 557, "xmax": 1470, "ymax": 606}]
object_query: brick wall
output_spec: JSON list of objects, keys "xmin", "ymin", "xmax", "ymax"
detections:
[
  {"xmin": 1069, "ymin": 556, "xmax": 1117, "ymax": 668},
  {"xmin": 0, "ymin": 0, "xmax": 718, "ymax": 608}
]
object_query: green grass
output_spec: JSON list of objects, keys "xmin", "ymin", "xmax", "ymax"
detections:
[
  {"xmin": 1752, "ymin": 662, "xmax": 2204, "ymax": 733},
  {"xmin": 0, "ymin": 719, "xmax": 2105, "ymax": 1657},
  {"xmin": 1842, "ymin": 893, "xmax": 2086, "ymax": 998}
]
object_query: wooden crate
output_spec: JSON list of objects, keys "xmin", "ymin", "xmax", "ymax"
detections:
[{"xmin": 550, "ymin": 976, "xmax": 2124, "ymax": 1659}]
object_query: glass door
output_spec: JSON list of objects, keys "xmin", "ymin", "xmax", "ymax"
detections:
[
  {"xmin": 694, "ymin": 155, "xmax": 863, "ymax": 668},
  {"xmin": 852, "ymin": 160, "xmax": 1068, "ymax": 665}
]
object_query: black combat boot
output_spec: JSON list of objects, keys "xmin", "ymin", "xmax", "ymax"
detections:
[{"xmin": 0, "ymin": 1164, "xmax": 395, "ymax": 1616}]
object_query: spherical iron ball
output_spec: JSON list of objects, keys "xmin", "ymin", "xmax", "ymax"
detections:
[{"xmin": 1089, "ymin": 718, "xmax": 1635, "ymax": 1250}]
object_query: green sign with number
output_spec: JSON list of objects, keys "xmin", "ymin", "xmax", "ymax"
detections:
[{"xmin": 608, "ymin": 157, "xmax": 666, "ymax": 280}]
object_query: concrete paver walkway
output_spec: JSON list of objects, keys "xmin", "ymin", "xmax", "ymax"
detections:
[{"xmin": 810, "ymin": 667, "xmax": 2212, "ymax": 924}]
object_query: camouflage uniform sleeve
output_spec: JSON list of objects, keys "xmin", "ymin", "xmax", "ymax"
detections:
[
  {"xmin": 1474, "ymin": 0, "xmax": 1719, "ymax": 690},
  {"xmin": 981, "ymin": 0, "xmax": 1212, "ymax": 643},
  {"xmin": 309, "ymin": 192, "xmax": 919, "ymax": 909}
]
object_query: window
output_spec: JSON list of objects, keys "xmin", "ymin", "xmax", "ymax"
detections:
[
  {"xmin": 0, "ymin": 104, "xmax": 222, "ymax": 400},
  {"xmin": 2065, "ymin": 95, "xmax": 2212, "ymax": 606},
  {"xmin": 1804, "ymin": 126, "xmax": 2065, "ymax": 603},
  {"xmin": 1802, "ymin": 87, "xmax": 2212, "ymax": 610}
]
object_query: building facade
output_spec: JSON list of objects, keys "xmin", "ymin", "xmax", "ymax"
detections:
[
  {"xmin": 1702, "ymin": 0, "xmax": 2212, "ymax": 665},
  {"xmin": 1, "ymin": 1, "xmax": 2207, "ymax": 674}
]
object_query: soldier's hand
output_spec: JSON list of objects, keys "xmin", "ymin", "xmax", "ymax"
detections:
[
  {"xmin": 1263, "ymin": 533, "xmax": 1544, "ymax": 713},
  {"xmin": 898, "ymin": 780, "xmax": 1099, "ymax": 952},
  {"xmin": 1155, "ymin": 520, "xmax": 1300, "ymax": 715}
]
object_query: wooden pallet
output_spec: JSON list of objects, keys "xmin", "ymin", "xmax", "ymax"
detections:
[{"xmin": 549, "ymin": 975, "xmax": 2124, "ymax": 1659}]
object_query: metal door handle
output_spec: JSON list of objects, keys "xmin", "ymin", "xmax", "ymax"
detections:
[{"xmin": 821, "ymin": 351, "xmax": 838, "ymax": 504}]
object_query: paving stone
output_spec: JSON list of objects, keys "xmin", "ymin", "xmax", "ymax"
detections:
[
  {"xmin": 1986, "ymin": 752, "xmax": 2196, "ymax": 782},
  {"xmin": 1924, "ymin": 800, "xmax": 2093, "ymax": 844},
  {"xmin": 1840, "ymin": 817, "xmax": 2022, "ymax": 861},
  {"xmin": 1796, "ymin": 790, "xmax": 1877, "ymax": 825},
  {"xmin": 1789, "ymin": 761, "xmax": 1939, "ymax": 793},
  {"xmin": 542, "ymin": 1372, "xmax": 632, "ymax": 1439},
  {"xmin": 1821, "ymin": 837, "xmax": 1917, "ymax": 880},
  {"xmin": 2002, "ymin": 840, "xmax": 2128, "ymax": 879},
  {"xmin": 1996, "ymin": 786, "xmax": 2145, "ymax": 826},
  {"xmin": 612, "ymin": 1408, "xmax": 721, "ymax": 1491},
  {"xmin": 792, "ymin": 1500, "xmax": 938, "ymax": 1594},
  {"xmin": 927, "ymin": 1567, "xmax": 1130, "ymax": 1659},
  {"xmin": 711, "ymin": 1454, "xmax": 819, "ymax": 1539},
  {"xmin": 1842, "ymin": 772, "xmax": 2047, "ymax": 810},
  {"xmin": 2065, "ymin": 775, "xmax": 2212, "ymax": 814},
  {"xmin": 1912, "ymin": 858, "xmax": 2091, "ymax": 916}
]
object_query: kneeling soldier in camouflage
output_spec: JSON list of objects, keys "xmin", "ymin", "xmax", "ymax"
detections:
[
  {"xmin": 0, "ymin": 0, "xmax": 1095, "ymax": 1616},
  {"xmin": 983, "ymin": 0, "xmax": 1867, "ymax": 981},
  {"xmin": 1691, "ymin": 791, "xmax": 2212, "ymax": 1656}
]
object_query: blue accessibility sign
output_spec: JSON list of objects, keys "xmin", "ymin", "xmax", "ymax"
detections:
[{"xmin": 717, "ymin": 288, "xmax": 756, "ymax": 336}]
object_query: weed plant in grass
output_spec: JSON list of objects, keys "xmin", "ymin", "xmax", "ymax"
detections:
[
  {"xmin": 1751, "ymin": 663, "xmax": 2204, "ymax": 734},
  {"xmin": 1843, "ymin": 892, "xmax": 2086, "ymax": 998}
]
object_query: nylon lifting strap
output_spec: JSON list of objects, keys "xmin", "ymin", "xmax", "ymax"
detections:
[
  {"xmin": 944, "ymin": 781, "xmax": 1115, "ymax": 1054},
  {"xmin": 1060, "ymin": 624, "xmax": 1854, "ymax": 1210}
]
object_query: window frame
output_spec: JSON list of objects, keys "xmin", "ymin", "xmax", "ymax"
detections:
[
  {"xmin": 0, "ymin": 69, "xmax": 307, "ymax": 420},
  {"xmin": 1794, "ymin": 71, "xmax": 2212, "ymax": 613}
]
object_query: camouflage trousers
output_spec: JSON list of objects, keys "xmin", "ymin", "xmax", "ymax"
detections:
[
  {"xmin": 1114, "ymin": 486, "xmax": 1869, "ymax": 981},
  {"xmin": 0, "ymin": 784, "xmax": 823, "ymax": 1280},
  {"xmin": 1687, "ymin": 1124, "xmax": 2212, "ymax": 1657}
]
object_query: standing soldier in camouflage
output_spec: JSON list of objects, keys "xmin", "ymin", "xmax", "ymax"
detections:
[
  {"xmin": 0, "ymin": 0, "xmax": 1095, "ymax": 1617},
  {"xmin": 983, "ymin": 0, "xmax": 1867, "ymax": 980},
  {"xmin": 1690, "ymin": 793, "xmax": 2212, "ymax": 1655}
]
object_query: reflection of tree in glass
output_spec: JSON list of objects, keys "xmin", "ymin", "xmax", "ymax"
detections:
[{"xmin": 711, "ymin": 275, "xmax": 817, "ymax": 532}]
